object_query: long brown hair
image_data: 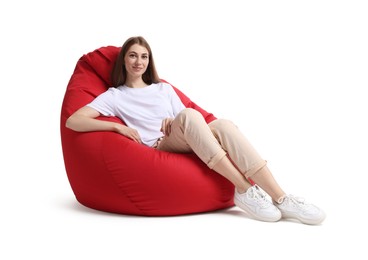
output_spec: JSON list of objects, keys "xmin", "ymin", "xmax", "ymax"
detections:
[{"xmin": 111, "ymin": 36, "xmax": 160, "ymax": 87}]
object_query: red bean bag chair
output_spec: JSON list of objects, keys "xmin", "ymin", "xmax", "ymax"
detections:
[{"xmin": 60, "ymin": 45, "xmax": 235, "ymax": 216}]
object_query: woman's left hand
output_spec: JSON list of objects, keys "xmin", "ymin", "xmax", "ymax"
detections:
[{"xmin": 161, "ymin": 118, "xmax": 174, "ymax": 136}]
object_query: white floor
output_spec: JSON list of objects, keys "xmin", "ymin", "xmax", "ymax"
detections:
[
  {"xmin": 1, "ymin": 1, "xmax": 367, "ymax": 259},
  {"xmin": 3, "ymin": 182, "xmax": 364, "ymax": 259}
]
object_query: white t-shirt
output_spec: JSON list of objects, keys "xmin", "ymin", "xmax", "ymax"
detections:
[{"xmin": 87, "ymin": 82, "xmax": 186, "ymax": 147}]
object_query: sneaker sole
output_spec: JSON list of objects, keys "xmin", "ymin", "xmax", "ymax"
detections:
[
  {"xmin": 280, "ymin": 211, "xmax": 326, "ymax": 225},
  {"xmin": 234, "ymin": 197, "xmax": 282, "ymax": 222}
]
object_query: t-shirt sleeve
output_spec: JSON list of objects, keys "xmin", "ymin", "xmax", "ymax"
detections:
[{"xmin": 86, "ymin": 88, "xmax": 116, "ymax": 116}]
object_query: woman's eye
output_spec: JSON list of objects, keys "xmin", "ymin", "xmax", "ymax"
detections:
[
  {"xmin": 129, "ymin": 54, "xmax": 137, "ymax": 58},
  {"xmin": 142, "ymin": 55, "xmax": 148, "ymax": 59}
]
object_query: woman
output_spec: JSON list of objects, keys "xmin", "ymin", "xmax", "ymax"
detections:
[{"xmin": 66, "ymin": 36, "xmax": 326, "ymax": 225}]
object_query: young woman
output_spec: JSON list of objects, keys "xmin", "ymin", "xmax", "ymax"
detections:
[{"xmin": 66, "ymin": 36, "xmax": 326, "ymax": 225}]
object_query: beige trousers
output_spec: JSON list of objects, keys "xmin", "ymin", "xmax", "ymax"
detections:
[{"xmin": 157, "ymin": 108, "xmax": 266, "ymax": 179}]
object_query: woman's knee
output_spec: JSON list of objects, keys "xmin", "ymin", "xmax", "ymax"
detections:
[
  {"xmin": 177, "ymin": 108, "xmax": 203, "ymax": 121},
  {"xmin": 210, "ymin": 118, "xmax": 236, "ymax": 131}
]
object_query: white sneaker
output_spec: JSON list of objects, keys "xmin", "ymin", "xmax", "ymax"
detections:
[
  {"xmin": 276, "ymin": 195, "xmax": 326, "ymax": 225},
  {"xmin": 234, "ymin": 185, "xmax": 282, "ymax": 222}
]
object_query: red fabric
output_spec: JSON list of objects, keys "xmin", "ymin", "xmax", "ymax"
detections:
[{"xmin": 60, "ymin": 45, "xmax": 234, "ymax": 216}]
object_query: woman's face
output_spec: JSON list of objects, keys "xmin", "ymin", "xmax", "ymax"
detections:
[{"xmin": 124, "ymin": 44, "xmax": 149, "ymax": 79}]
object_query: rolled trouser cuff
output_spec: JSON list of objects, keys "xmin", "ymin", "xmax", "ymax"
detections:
[
  {"xmin": 207, "ymin": 150, "xmax": 227, "ymax": 169},
  {"xmin": 244, "ymin": 160, "xmax": 267, "ymax": 179}
]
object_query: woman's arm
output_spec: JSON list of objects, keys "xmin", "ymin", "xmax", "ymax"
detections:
[
  {"xmin": 66, "ymin": 106, "xmax": 142, "ymax": 143},
  {"xmin": 66, "ymin": 106, "xmax": 117, "ymax": 132}
]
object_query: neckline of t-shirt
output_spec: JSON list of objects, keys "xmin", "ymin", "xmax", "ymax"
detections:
[{"xmin": 120, "ymin": 83, "xmax": 157, "ymax": 91}]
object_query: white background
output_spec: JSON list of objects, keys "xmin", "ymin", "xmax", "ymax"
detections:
[{"xmin": 1, "ymin": 0, "xmax": 367, "ymax": 259}]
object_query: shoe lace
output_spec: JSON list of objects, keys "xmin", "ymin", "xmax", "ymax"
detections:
[
  {"xmin": 286, "ymin": 195, "xmax": 310, "ymax": 211},
  {"xmin": 250, "ymin": 185, "xmax": 271, "ymax": 208}
]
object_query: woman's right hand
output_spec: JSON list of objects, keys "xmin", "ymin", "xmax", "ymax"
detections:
[{"xmin": 114, "ymin": 124, "xmax": 142, "ymax": 144}]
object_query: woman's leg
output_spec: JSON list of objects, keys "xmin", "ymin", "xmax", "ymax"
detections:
[
  {"xmin": 209, "ymin": 119, "xmax": 326, "ymax": 224},
  {"xmin": 157, "ymin": 108, "xmax": 251, "ymax": 193},
  {"xmin": 212, "ymin": 156, "xmax": 252, "ymax": 194},
  {"xmin": 209, "ymin": 118, "xmax": 286, "ymax": 202},
  {"xmin": 157, "ymin": 109, "xmax": 282, "ymax": 222},
  {"xmin": 157, "ymin": 108, "xmax": 283, "ymax": 197}
]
